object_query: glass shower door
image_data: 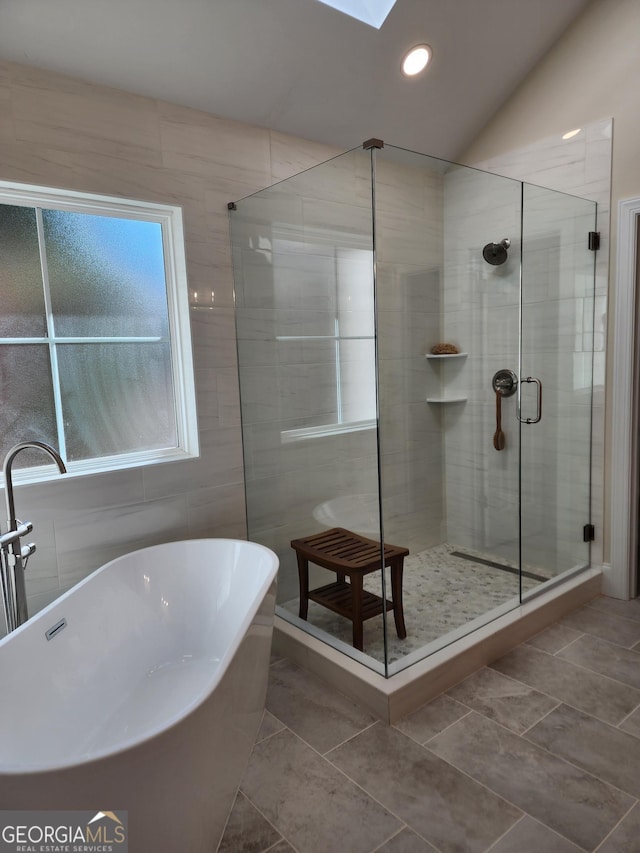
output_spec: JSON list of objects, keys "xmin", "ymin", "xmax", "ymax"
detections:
[{"xmin": 519, "ymin": 183, "xmax": 597, "ymax": 594}]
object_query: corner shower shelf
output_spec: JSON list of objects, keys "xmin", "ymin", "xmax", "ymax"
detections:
[
  {"xmin": 425, "ymin": 352, "xmax": 468, "ymax": 360},
  {"xmin": 426, "ymin": 351, "xmax": 467, "ymax": 403}
]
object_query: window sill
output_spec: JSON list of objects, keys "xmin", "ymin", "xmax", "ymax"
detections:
[{"xmin": 1, "ymin": 445, "xmax": 200, "ymax": 488}]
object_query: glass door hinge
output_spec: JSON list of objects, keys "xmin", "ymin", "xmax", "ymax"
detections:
[
  {"xmin": 583, "ymin": 523, "xmax": 595, "ymax": 542},
  {"xmin": 588, "ymin": 232, "xmax": 600, "ymax": 251}
]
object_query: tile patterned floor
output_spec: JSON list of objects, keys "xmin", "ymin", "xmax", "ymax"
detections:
[{"xmin": 219, "ymin": 594, "xmax": 640, "ymax": 853}]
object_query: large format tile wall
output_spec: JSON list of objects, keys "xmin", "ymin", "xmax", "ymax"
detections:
[
  {"xmin": 442, "ymin": 120, "xmax": 611, "ymax": 574},
  {"xmin": 442, "ymin": 166, "xmax": 523, "ymax": 565},
  {"xmin": 442, "ymin": 166, "xmax": 597, "ymax": 575},
  {"xmin": 519, "ymin": 185, "xmax": 597, "ymax": 573},
  {"xmin": 0, "ymin": 60, "xmax": 340, "ymax": 621},
  {"xmin": 233, "ymin": 150, "xmax": 444, "ymax": 604},
  {"xmin": 470, "ymin": 119, "xmax": 612, "ymax": 572},
  {"xmin": 374, "ymin": 154, "xmax": 444, "ymax": 555},
  {"xmin": 233, "ymin": 149, "xmax": 380, "ymax": 604}
]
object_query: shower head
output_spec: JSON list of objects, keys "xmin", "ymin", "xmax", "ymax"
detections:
[{"xmin": 482, "ymin": 238, "xmax": 511, "ymax": 266}]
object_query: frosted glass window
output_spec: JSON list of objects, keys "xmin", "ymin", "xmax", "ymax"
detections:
[
  {"xmin": 43, "ymin": 211, "xmax": 169, "ymax": 337},
  {"xmin": 58, "ymin": 344, "xmax": 176, "ymax": 460},
  {"xmin": 0, "ymin": 181, "xmax": 197, "ymax": 483},
  {"xmin": 0, "ymin": 205, "xmax": 47, "ymax": 337},
  {"xmin": 0, "ymin": 346, "xmax": 57, "ymax": 467}
]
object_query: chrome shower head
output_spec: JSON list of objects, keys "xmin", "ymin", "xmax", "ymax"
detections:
[{"xmin": 482, "ymin": 238, "xmax": 511, "ymax": 266}]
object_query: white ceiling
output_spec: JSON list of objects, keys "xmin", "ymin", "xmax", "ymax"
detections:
[{"xmin": 0, "ymin": 0, "xmax": 592, "ymax": 160}]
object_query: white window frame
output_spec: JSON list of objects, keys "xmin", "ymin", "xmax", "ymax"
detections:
[{"xmin": 0, "ymin": 180, "xmax": 198, "ymax": 486}]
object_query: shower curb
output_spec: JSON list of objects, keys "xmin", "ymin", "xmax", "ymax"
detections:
[{"xmin": 272, "ymin": 567, "xmax": 603, "ymax": 723}]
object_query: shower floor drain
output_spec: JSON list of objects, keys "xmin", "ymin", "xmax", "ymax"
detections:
[{"xmin": 450, "ymin": 551, "xmax": 548, "ymax": 583}]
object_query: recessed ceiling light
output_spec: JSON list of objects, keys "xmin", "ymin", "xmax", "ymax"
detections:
[
  {"xmin": 402, "ymin": 45, "xmax": 432, "ymax": 77},
  {"xmin": 314, "ymin": 0, "xmax": 398, "ymax": 29},
  {"xmin": 562, "ymin": 128, "xmax": 581, "ymax": 140}
]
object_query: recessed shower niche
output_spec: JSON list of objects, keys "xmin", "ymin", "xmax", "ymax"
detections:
[{"xmin": 229, "ymin": 141, "xmax": 597, "ymax": 678}]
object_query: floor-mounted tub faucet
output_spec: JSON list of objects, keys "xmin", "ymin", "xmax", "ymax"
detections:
[{"xmin": 0, "ymin": 442, "xmax": 66, "ymax": 633}]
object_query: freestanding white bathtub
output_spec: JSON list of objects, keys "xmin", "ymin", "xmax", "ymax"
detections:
[{"xmin": 0, "ymin": 538, "xmax": 278, "ymax": 852}]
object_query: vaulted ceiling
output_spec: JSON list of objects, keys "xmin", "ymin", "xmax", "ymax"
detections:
[{"xmin": 0, "ymin": 0, "xmax": 592, "ymax": 159}]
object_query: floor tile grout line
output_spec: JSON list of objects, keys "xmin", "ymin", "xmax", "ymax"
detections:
[
  {"xmin": 517, "ymin": 699, "xmax": 563, "ymax": 738},
  {"xmin": 424, "ymin": 728, "xmax": 632, "ymax": 851},
  {"xmin": 529, "ymin": 694, "xmax": 640, "ymax": 736},
  {"xmin": 548, "ymin": 632, "xmax": 586, "ymax": 655},
  {"xmin": 418, "ymin": 735, "xmax": 537, "ymax": 833},
  {"xmin": 424, "ymin": 710, "xmax": 638, "ymax": 829},
  {"xmin": 255, "ymin": 725, "xmax": 287, "ymax": 746},
  {"xmin": 482, "ymin": 814, "xmax": 528, "ymax": 853},
  {"xmin": 369, "ymin": 826, "xmax": 406, "ymax": 853},
  {"xmin": 254, "ymin": 707, "xmax": 287, "ymax": 746},
  {"xmin": 492, "ymin": 642, "xmax": 640, "ymax": 699},
  {"xmin": 550, "ymin": 651, "xmax": 640, "ymax": 694},
  {"xmin": 559, "ymin": 627, "xmax": 640, "ymax": 657},
  {"xmin": 481, "ymin": 813, "xmax": 588, "ymax": 853},
  {"xmin": 238, "ymin": 725, "xmax": 303, "ymax": 853},
  {"xmin": 320, "ymin": 718, "xmax": 379, "ymax": 755},
  {"xmin": 563, "ymin": 621, "xmax": 640, "ymax": 652},
  {"xmin": 263, "ymin": 837, "xmax": 300, "ymax": 853},
  {"xmin": 584, "ymin": 601, "xmax": 640, "ymax": 626},
  {"xmin": 517, "ymin": 720, "xmax": 640, "ymax": 802},
  {"xmin": 483, "ymin": 660, "xmax": 572, "ymax": 707},
  {"xmin": 255, "ymin": 615, "xmax": 640, "ymax": 849},
  {"xmin": 615, "ymin": 701, "xmax": 640, "ymax": 731},
  {"xmin": 420, "ymin": 708, "xmax": 474, "ymax": 746},
  {"xmin": 215, "ymin": 787, "xmax": 293, "ymax": 853},
  {"xmin": 237, "ymin": 775, "xmax": 301, "ymax": 853},
  {"xmin": 322, "ymin": 758, "xmax": 427, "ymax": 847},
  {"xmin": 289, "ymin": 706, "xmax": 554, "ymax": 851},
  {"xmin": 318, "ymin": 727, "xmax": 453, "ymax": 851},
  {"xmin": 259, "ymin": 724, "xmax": 422, "ymax": 845},
  {"xmin": 214, "ymin": 787, "xmax": 240, "ymax": 853},
  {"xmin": 268, "ymin": 680, "xmax": 631, "ymax": 846},
  {"xmin": 591, "ymin": 799, "xmax": 638, "ymax": 852},
  {"xmin": 392, "ymin": 685, "xmax": 468, "ymax": 730}
]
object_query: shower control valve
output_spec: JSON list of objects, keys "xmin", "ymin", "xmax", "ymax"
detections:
[{"xmin": 491, "ymin": 369, "xmax": 518, "ymax": 398}]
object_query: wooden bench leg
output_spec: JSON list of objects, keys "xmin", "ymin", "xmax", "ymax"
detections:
[
  {"xmin": 350, "ymin": 573, "xmax": 364, "ymax": 651},
  {"xmin": 296, "ymin": 552, "xmax": 309, "ymax": 620},
  {"xmin": 391, "ymin": 559, "xmax": 407, "ymax": 639}
]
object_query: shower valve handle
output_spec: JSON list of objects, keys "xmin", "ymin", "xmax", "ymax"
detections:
[{"xmin": 491, "ymin": 369, "xmax": 518, "ymax": 398}]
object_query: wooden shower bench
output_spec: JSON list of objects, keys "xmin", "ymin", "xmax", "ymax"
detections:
[{"xmin": 290, "ymin": 527, "xmax": 408, "ymax": 652}]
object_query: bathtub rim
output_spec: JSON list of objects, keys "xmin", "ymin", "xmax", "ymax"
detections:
[{"xmin": 0, "ymin": 537, "xmax": 278, "ymax": 775}]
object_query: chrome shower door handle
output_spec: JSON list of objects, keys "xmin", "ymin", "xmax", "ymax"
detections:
[{"xmin": 518, "ymin": 376, "xmax": 542, "ymax": 424}]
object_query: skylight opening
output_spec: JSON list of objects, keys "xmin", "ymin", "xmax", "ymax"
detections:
[{"xmin": 314, "ymin": 0, "xmax": 398, "ymax": 29}]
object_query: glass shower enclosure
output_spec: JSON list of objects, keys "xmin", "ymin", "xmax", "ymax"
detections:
[{"xmin": 229, "ymin": 142, "xmax": 596, "ymax": 677}]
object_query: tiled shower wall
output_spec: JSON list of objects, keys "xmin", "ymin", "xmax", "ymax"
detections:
[
  {"xmin": 233, "ymin": 150, "xmax": 380, "ymax": 604},
  {"xmin": 442, "ymin": 167, "xmax": 522, "ymax": 564},
  {"xmin": 469, "ymin": 118, "xmax": 612, "ymax": 571},
  {"xmin": 442, "ymin": 167, "xmax": 597, "ymax": 574},
  {"xmin": 375, "ymin": 155, "xmax": 444, "ymax": 555},
  {"xmin": 233, "ymin": 151, "xmax": 445, "ymax": 604},
  {"xmin": 0, "ymin": 60, "xmax": 340, "ymax": 623}
]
